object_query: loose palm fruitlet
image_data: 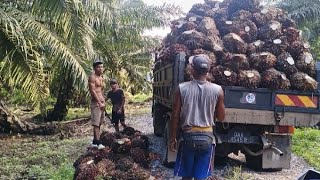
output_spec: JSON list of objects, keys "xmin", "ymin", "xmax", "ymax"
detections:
[
  {"xmin": 249, "ymin": 52, "xmax": 276, "ymax": 72},
  {"xmin": 290, "ymin": 72, "xmax": 318, "ymax": 91},
  {"xmin": 212, "ymin": 66, "xmax": 238, "ymax": 86},
  {"xmin": 262, "ymin": 68, "xmax": 291, "ymax": 90},
  {"xmin": 275, "ymin": 52, "xmax": 298, "ymax": 76},
  {"xmin": 239, "ymin": 70, "xmax": 261, "ymax": 88}
]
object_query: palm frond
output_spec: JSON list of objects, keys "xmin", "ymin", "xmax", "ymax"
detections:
[
  {"xmin": 0, "ymin": 8, "xmax": 49, "ymax": 106},
  {"xmin": 10, "ymin": 8, "xmax": 89, "ymax": 89},
  {"xmin": 31, "ymin": 0, "xmax": 96, "ymax": 59}
]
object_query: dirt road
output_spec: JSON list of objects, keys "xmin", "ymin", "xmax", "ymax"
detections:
[{"xmin": 125, "ymin": 113, "xmax": 313, "ymax": 180}]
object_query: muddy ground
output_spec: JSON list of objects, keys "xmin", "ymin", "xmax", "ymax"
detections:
[
  {"xmin": 126, "ymin": 113, "xmax": 312, "ymax": 180},
  {"xmin": 0, "ymin": 107, "xmax": 314, "ymax": 180}
]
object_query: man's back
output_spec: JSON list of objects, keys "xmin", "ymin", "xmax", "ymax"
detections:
[{"xmin": 179, "ymin": 80, "xmax": 222, "ymax": 130}]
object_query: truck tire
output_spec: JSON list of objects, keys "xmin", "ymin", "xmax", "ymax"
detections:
[
  {"xmin": 246, "ymin": 154, "xmax": 263, "ymax": 170},
  {"xmin": 244, "ymin": 144, "xmax": 263, "ymax": 170},
  {"xmin": 153, "ymin": 103, "xmax": 166, "ymax": 137}
]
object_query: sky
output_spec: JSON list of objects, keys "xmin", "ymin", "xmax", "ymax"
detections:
[{"xmin": 142, "ymin": 0, "xmax": 205, "ymax": 37}]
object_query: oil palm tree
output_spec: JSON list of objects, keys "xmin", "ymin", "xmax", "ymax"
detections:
[{"xmin": 0, "ymin": 0, "xmax": 181, "ymax": 124}]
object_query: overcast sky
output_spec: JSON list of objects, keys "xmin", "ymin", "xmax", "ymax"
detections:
[{"xmin": 142, "ymin": 0, "xmax": 205, "ymax": 37}]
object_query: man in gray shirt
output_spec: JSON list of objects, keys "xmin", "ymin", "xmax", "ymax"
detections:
[{"xmin": 169, "ymin": 54, "xmax": 225, "ymax": 180}]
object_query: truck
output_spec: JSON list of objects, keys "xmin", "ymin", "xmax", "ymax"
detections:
[{"xmin": 152, "ymin": 52, "xmax": 320, "ymax": 170}]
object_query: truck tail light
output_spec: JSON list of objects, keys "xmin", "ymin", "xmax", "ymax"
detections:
[{"xmin": 275, "ymin": 125, "xmax": 295, "ymax": 134}]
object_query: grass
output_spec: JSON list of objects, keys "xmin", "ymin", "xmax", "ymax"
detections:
[
  {"xmin": 224, "ymin": 166, "xmax": 252, "ymax": 180},
  {"xmin": 292, "ymin": 128, "xmax": 320, "ymax": 170},
  {"xmin": 66, "ymin": 107, "xmax": 91, "ymax": 120},
  {"xmin": 128, "ymin": 93, "xmax": 152, "ymax": 104},
  {"xmin": 0, "ymin": 136, "xmax": 90, "ymax": 179}
]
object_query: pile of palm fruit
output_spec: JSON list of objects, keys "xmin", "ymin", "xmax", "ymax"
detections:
[
  {"xmin": 156, "ymin": 0, "xmax": 318, "ymax": 91},
  {"xmin": 73, "ymin": 127, "xmax": 160, "ymax": 180}
]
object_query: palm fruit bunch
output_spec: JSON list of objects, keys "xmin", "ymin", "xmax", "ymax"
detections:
[
  {"xmin": 239, "ymin": 70, "xmax": 261, "ymax": 88},
  {"xmin": 212, "ymin": 66, "xmax": 238, "ymax": 86},
  {"xmin": 96, "ymin": 159, "xmax": 116, "ymax": 177},
  {"xmin": 73, "ymin": 127, "xmax": 158, "ymax": 179},
  {"xmin": 159, "ymin": 43, "xmax": 189, "ymax": 63},
  {"xmin": 156, "ymin": 0, "xmax": 318, "ymax": 91},
  {"xmin": 275, "ymin": 52, "xmax": 298, "ymax": 76},
  {"xmin": 262, "ymin": 36, "xmax": 289, "ymax": 56},
  {"xmin": 222, "ymin": 54, "xmax": 250, "ymax": 72},
  {"xmin": 296, "ymin": 52, "xmax": 316, "ymax": 77},
  {"xmin": 258, "ymin": 21, "xmax": 282, "ymax": 40},
  {"xmin": 193, "ymin": 49, "xmax": 217, "ymax": 66},
  {"xmin": 249, "ymin": 52, "xmax": 276, "ymax": 72},
  {"xmin": 115, "ymin": 157, "xmax": 134, "ymax": 171},
  {"xmin": 247, "ymin": 40, "xmax": 265, "ymax": 55},
  {"xmin": 223, "ymin": 33, "xmax": 247, "ymax": 54},
  {"xmin": 130, "ymin": 135, "xmax": 150, "ymax": 150},
  {"xmin": 126, "ymin": 166, "xmax": 152, "ymax": 180},
  {"xmin": 290, "ymin": 72, "xmax": 318, "ymax": 91},
  {"xmin": 262, "ymin": 68, "xmax": 291, "ymax": 90},
  {"xmin": 198, "ymin": 17, "xmax": 219, "ymax": 36}
]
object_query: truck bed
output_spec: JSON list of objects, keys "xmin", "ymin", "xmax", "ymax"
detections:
[
  {"xmin": 153, "ymin": 52, "xmax": 320, "ymax": 127},
  {"xmin": 224, "ymin": 86, "xmax": 320, "ymax": 114}
]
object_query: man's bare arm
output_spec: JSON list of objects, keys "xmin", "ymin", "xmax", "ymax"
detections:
[
  {"xmin": 215, "ymin": 89, "xmax": 225, "ymax": 122},
  {"xmin": 169, "ymin": 88, "xmax": 182, "ymax": 142},
  {"xmin": 89, "ymin": 75, "xmax": 101, "ymax": 103}
]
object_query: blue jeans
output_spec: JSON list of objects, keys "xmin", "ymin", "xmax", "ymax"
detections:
[{"xmin": 174, "ymin": 142, "xmax": 215, "ymax": 179}]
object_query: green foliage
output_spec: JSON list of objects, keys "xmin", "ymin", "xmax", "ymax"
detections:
[
  {"xmin": 0, "ymin": 0, "xmax": 181, "ymax": 119},
  {"xmin": 128, "ymin": 93, "xmax": 152, "ymax": 103},
  {"xmin": 49, "ymin": 163, "xmax": 75, "ymax": 180},
  {"xmin": 292, "ymin": 128, "xmax": 320, "ymax": 170},
  {"xmin": 66, "ymin": 107, "xmax": 91, "ymax": 120},
  {"xmin": 0, "ymin": 137, "xmax": 89, "ymax": 179}
]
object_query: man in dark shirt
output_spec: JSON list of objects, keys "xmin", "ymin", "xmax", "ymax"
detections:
[{"xmin": 106, "ymin": 79, "xmax": 127, "ymax": 132}]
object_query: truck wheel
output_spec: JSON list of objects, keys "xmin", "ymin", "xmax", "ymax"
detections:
[
  {"xmin": 153, "ymin": 103, "xmax": 166, "ymax": 137},
  {"xmin": 246, "ymin": 154, "xmax": 263, "ymax": 170}
]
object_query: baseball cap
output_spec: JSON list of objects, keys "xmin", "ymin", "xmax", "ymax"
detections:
[
  {"xmin": 189, "ymin": 54, "xmax": 210, "ymax": 70},
  {"xmin": 110, "ymin": 79, "xmax": 117, "ymax": 85}
]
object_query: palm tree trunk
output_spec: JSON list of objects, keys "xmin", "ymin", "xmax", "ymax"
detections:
[{"xmin": 47, "ymin": 71, "xmax": 74, "ymax": 121}]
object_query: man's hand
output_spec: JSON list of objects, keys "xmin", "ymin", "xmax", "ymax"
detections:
[
  {"xmin": 98, "ymin": 101, "xmax": 105, "ymax": 110},
  {"xmin": 169, "ymin": 139, "xmax": 177, "ymax": 152},
  {"xmin": 117, "ymin": 108, "xmax": 122, "ymax": 114}
]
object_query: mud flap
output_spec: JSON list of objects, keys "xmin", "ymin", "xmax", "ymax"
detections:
[{"xmin": 262, "ymin": 133, "xmax": 291, "ymax": 169}]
